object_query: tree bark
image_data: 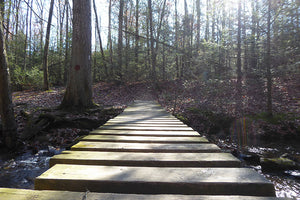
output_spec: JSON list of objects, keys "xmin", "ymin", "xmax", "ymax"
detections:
[
  {"xmin": 0, "ymin": 2, "xmax": 17, "ymax": 149},
  {"xmin": 60, "ymin": 0, "xmax": 93, "ymax": 110}
]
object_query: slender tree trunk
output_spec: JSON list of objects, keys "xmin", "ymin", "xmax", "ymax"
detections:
[
  {"xmin": 108, "ymin": 0, "xmax": 113, "ymax": 77},
  {"xmin": 181, "ymin": 0, "xmax": 188, "ymax": 79},
  {"xmin": 175, "ymin": 0, "xmax": 179, "ymax": 79},
  {"xmin": 249, "ymin": 0, "xmax": 257, "ymax": 80},
  {"xmin": 135, "ymin": 0, "xmax": 139, "ymax": 80},
  {"xmin": 146, "ymin": 10, "xmax": 150, "ymax": 78},
  {"xmin": 93, "ymin": 25, "xmax": 97, "ymax": 82},
  {"xmin": 64, "ymin": 0, "xmax": 69, "ymax": 85},
  {"xmin": 242, "ymin": 0, "xmax": 248, "ymax": 80},
  {"xmin": 60, "ymin": 0, "xmax": 93, "ymax": 110},
  {"xmin": 5, "ymin": 0, "xmax": 11, "ymax": 46},
  {"xmin": 23, "ymin": 0, "xmax": 30, "ymax": 71},
  {"xmin": 0, "ymin": 1, "xmax": 17, "ymax": 149},
  {"xmin": 42, "ymin": 0, "xmax": 54, "ymax": 91},
  {"xmin": 211, "ymin": 0, "xmax": 216, "ymax": 41},
  {"xmin": 153, "ymin": 0, "xmax": 167, "ymax": 79},
  {"xmin": 162, "ymin": 29, "xmax": 166, "ymax": 80},
  {"xmin": 117, "ymin": 0, "xmax": 124, "ymax": 81},
  {"xmin": 93, "ymin": 0, "xmax": 108, "ymax": 78},
  {"xmin": 14, "ymin": 0, "xmax": 21, "ymax": 66},
  {"xmin": 38, "ymin": 0, "xmax": 44, "ymax": 59},
  {"xmin": 266, "ymin": 0, "xmax": 273, "ymax": 117},
  {"xmin": 196, "ymin": 0, "xmax": 201, "ymax": 50},
  {"xmin": 28, "ymin": 0, "xmax": 33, "ymax": 67},
  {"xmin": 205, "ymin": 0, "xmax": 210, "ymax": 41},
  {"xmin": 148, "ymin": 0, "xmax": 156, "ymax": 80},
  {"xmin": 58, "ymin": 1, "xmax": 66, "ymax": 85},
  {"xmin": 236, "ymin": 0, "xmax": 242, "ymax": 114},
  {"xmin": 124, "ymin": 1, "xmax": 129, "ymax": 79}
]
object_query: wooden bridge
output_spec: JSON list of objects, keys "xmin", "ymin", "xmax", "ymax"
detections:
[{"xmin": 0, "ymin": 101, "xmax": 284, "ymax": 199}]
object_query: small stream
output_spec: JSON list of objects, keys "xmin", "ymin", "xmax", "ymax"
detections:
[
  {"xmin": 0, "ymin": 147, "xmax": 63, "ymax": 189},
  {"xmin": 0, "ymin": 141, "xmax": 299, "ymax": 198}
]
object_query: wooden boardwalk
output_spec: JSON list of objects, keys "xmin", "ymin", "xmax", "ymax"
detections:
[{"xmin": 1, "ymin": 101, "xmax": 284, "ymax": 199}]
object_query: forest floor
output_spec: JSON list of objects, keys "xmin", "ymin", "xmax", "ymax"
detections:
[{"xmin": 0, "ymin": 76, "xmax": 299, "ymax": 197}]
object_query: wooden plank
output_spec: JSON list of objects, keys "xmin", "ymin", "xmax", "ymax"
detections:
[
  {"xmin": 89, "ymin": 130, "xmax": 200, "ymax": 137},
  {"xmin": 103, "ymin": 123, "xmax": 187, "ymax": 127},
  {"xmin": 106, "ymin": 120, "xmax": 185, "ymax": 124},
  {"xmin": 80, "ymin": 135, "xmax": 209, "ymax": 143},
  {"xmin": 109, "ymin": 118, "xmax": 181, "ymax": 122},
  {"xmin": 50, "ymin": 151, "xmax": 241, "ymax": 167},
  {"xmin": 35, "ymin": 164, "xmax": 276, "ymax": 196},
  {"xmin": 71, "ymin": 141, "xmax": 221, "ymax": 153},
  {"xmin": 0, "ymin": 188, "xmax": 286, "ymax": 200},
  {"xmin": 97, "ymin": 126, "xmax": 194, "ymax": 131}
]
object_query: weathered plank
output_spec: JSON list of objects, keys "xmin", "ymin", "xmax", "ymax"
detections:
[
  {"xmin": 80, "ymin": 135, "xmax": 209, "ymax": 143},
  {"xmin": 49, "ymin": 151, "xmax": 240, "ymax": 167},
  {"xmin": 35, "ymin": 164, "xmax": 276, "ymax": 196},
  {"xmin": 71, "ymin": 141, "xmax": 221, "ymax": 153}
]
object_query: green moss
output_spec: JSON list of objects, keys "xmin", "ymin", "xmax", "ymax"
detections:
[{"xmin": 176, "ymin": 114, "xmax": 188, "ymax": 124}]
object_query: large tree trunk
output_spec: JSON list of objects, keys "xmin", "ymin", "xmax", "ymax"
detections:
[
  {"xmin": 0, "ymin": 2, "xmax": 17, "ymax": 149},
  {"xmin": 42, "ymin": 0, "xmax": 54, "ymax": 91},
  {"xmin": 60, "ymin": 0, "xmax": 93, "ymax": 110}
]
